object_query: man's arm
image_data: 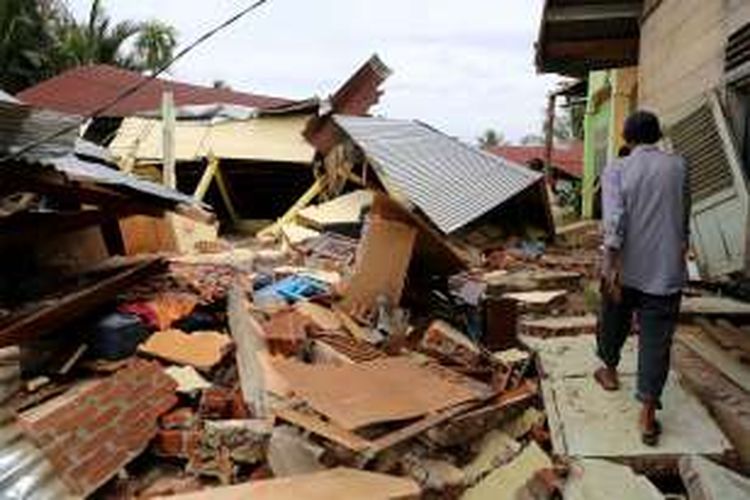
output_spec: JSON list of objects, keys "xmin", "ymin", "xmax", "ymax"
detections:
[
  {"xmin": 601, "ymin": 163, "xmax": 626, "ymax": 300},
  {"xmin": 682, "ymin": 157, "xmax": 692, "ymax": 248}
]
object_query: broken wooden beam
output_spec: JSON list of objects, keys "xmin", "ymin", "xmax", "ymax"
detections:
[{"xmin": 0, "ymin": 258, "xmax": 163, "ymax": 348}]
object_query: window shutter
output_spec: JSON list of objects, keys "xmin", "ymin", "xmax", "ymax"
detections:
[
  {"xmin": 727, "ymin": 22, "xmax": 750, "ymax": 87},
  {"xmin": 669, "ymin": 103, "xmax": 735, "ymax": 203}
]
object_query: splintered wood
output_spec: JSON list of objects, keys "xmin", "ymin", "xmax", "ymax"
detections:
[
  {"xmin": 271, "ymin": 356, "xmax": 482, "ymax": 430},
  {"xmin": 342, "ymin": 216, "xmax": 416, "ymax": 315}
]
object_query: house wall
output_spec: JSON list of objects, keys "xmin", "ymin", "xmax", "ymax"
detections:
[
  {"xmin": 582, "ymin": 67, "xmax": 638, "ymax": 218},
  {"xmin": 639, "ymin": 0, "xmax": 726, "ymax": 124}
]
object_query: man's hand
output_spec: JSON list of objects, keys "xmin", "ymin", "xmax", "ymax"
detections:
[{"xmin": 603, "ymin": 248, "xmax": 623, "ymax": 303}]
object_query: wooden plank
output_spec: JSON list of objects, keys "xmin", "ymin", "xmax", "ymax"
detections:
[
  {"xmin": 368, "ymin": 401, "xmax": 479, "ymax": 455},
  {"xmin": 0, "ymin": 259, "xmax": 162, "ymax": 348},
  {"xmin": 341, "ymin": 216, "xmax": 417, "ymax": 315},
  {"xmin": 678, "ymin": 330, "xmax": 750, "ymax": 394},
  {"xmin": 274, "ymin": 406, "xmax": 373, "ymax": 453},
  {"xmin": 214, "ymin": 161, "xmax": 240, "ymax": 224},
  {"xmin": 674, "ymin": 341, "xmax": 750, "ymax": 468},
  {"xmin": 681, "ymin": 296, "xmax": 750, "ymax": 316},
  {"xmin": 193, "ymin": 156, "xmax": 219, "ymax": 201}
]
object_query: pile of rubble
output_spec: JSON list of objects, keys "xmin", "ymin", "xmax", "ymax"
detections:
[{"xmin": 4, "ymin": 188, "xmax": 750, "ymax": 499}]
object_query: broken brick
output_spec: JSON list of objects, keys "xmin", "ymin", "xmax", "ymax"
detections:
[{"xmin": 18, "ymin": 359, "xmax": 177, "ymax": 497}]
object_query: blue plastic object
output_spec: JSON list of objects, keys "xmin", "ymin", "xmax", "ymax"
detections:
[{"xmin": 254, "ymin": 275, "xmax": 329, "ymax": 304}]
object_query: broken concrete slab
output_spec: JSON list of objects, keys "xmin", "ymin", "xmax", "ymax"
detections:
[
  {"xmin": 267, "ymin": 425, "xmax": 325, "ymax": 477},
  {"xmin": 543, "ymin": 375, "xmax": 732, "ymax": 460},
  {"xmin": 504, "ymin": 290, "xmax": 567, "ymax": 313},
  {"xmin": 402, "ymin": 455, "xmax": 465, "ymax": 494},
  {"xmin": 160, "ymin": 467, "xmax": 421, "ymax": 499},
  {"xmin": 484, "ymin": 270, "xmax": 582, "ymax": 295},
  {"xmin": 498, "ymin": 407, "xmax": 546, "ymax": 440},
  {"xmin": 165, "ymin": 365, "xmax": 212, "ymax": 393},
  {"xmin": 524, "ymin": 334, "xmax": 638, "ymax": 380},
  {"xmin": 679, "ymin": 455, "xmax": 750, "ymax": 500},
  {"xmin": 139, "ymin": 329, "xmax": 233, "ymax": 371},
  {"xmin": 200, "ymin": 419, "xmax": 272, "ymax": 464},
  {"xmin": 463, "ymin": 430, "xmax": 522, "ymax": 484},
  {"xmin": 563, "ymin": 459, "xmax": 664, "ymax": 500},
  {"xmin": 462, "ymin": 442, "xmax": 552, "ymax": 500},
  {"xmin": 520, "ymin": 315, "xmax": 598, "ymax": 338}
]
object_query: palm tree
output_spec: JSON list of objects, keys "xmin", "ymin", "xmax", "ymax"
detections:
[
  {"xmin": 134, "ymin": 21, "xmax": 177, "ymax": 74},
  {"xmin": 477, "ymin": 129, "xmax": 507, "ymax": 149},
  {"xmin": 0, "ymin": 0, "xmax": 57, "ymax": 93}
]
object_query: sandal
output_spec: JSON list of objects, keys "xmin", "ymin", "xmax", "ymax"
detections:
[
  {"xmin": 594, "ymin": 367, "xmax": 620, "ymax": 391},
  {"xmin": 641, "ymin": 420, "xmax": 662, "ymax": 447}
]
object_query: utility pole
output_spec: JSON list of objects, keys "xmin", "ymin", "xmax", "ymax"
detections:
[{"xmin": 162, "ymin": 91, "xmax": 177, "ymax": 189}]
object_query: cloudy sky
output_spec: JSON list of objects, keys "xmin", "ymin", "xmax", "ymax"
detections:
[{"xmin": 66, "ymin": 0, "xmax": 561, "ymax": 143}]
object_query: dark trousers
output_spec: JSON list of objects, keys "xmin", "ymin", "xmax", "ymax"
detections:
[{"xmin": 597, "ymin": 285, "xmax": 681, "ymax": 406}]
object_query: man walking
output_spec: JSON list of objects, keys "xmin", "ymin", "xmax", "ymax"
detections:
[{"xmin": 594, "ymin": 111, "xmax": 691, "ymax": 446}]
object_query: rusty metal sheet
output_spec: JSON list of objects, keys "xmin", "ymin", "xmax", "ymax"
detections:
[{"xmin": 272, "ymin": 356, "xmax": 481, "ymax": 430}]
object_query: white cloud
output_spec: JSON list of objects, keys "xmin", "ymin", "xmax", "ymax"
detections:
[{"xmin": 66, "ymin": 0, "xmax": 561, "ymax": 142}]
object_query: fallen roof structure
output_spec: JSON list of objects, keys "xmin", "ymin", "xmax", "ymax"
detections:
[
  {"xmin": 15, "ymin": 64, "xmax": 294, "ymax": 116},
  {"xmin": 333, "ymin": 115, "xmax": 550, "ymax": 235}
]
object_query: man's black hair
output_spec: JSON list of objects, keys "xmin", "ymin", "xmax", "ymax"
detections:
[
  {"xmin": 623, "ymin": 111, "xmax": 663, "ymax": 145},
  {"xmin": 617, "ymin": 145, "xmax": 632, "ymax": 158}
]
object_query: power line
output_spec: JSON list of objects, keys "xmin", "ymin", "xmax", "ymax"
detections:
[{"xmin": 2, "ymin": 0, "xmax": 272, "ymax": 162}]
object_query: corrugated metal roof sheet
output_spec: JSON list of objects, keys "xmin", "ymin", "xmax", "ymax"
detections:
[
  {"xmin": 0, "ymin": 99, "xmax": 201, "ymax": 207},
  {"xmin": 109, "ymin": 115, "xmax": 315, "ymax": 165},
  {"xmin": 333, "ymin": 115, "xmax": 543, "ymax": 234},
  {"xmin": 0, "ymin": 347, "xmax": 70, "ymax": 500}
]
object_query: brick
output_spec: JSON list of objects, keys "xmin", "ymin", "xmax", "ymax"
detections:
[
  {"xmin": 199, "ymin": 386, "xmax": 234, "ymax": 418},
  {"xmin": 152, "ymin": 429, "xmax": 201, "ymax": 458},
  {"xmin": 160, "ymin": 407, "xmax": 197, "ymax": 430},
  {"xmin": 18, "ymin": 359, "xmax": 177, "ymax": 498}
]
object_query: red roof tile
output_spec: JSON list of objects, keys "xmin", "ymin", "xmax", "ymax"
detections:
[
  {"xmin": 16, "ymin": 64, "xmax": 295, "ymax": 117},
  {"xmin": 487, "ymin": 143, "xmax": 584, "ymax": 179}
]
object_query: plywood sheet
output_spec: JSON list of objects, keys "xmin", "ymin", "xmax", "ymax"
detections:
[
  {"xmin": 342, "ymin": 216, "xmax": 417, "ymax": 313},
  {"xmin": 524, "ymin": 334, "xmax": 638, "ymax": 380},
  {"xmin": 679, "ymin": 455, "xmax": 750, "ymax": 500},
  {"xmin": 162, "ymin": 467, "xmax": 420, "ymax": 500},
  {"xmin": 520, "ymin": 315, "xmax": 597, "ymax": 337},
  {"xmin": 139, "ymin": 329, "xmax": 232, "ymax": 371},
  {"xmin": 298, "ymin": 190, "xmax": 374, "ymax": 228},
  {"xmin": 544, "ymin": 375, "xmax": 731, "ymax": 458},
  {"xmin": 271, "ymin": 356, "xmax": 480, "ymax": 430}
]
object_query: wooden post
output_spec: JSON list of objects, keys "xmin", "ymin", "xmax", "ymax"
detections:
[
  {"xmin": 214, "ymin": 161, "xmax": 240, "ymax": 224},
  {"xmin": 162, "ymin": 91, "xmax": 177, "ymax": 190},
  {"xmin": 193, "ymin": 156, "xmax": 219, "ymax": 201},
  {"xmin": 544, "ymin": 92, "xmax": 557, "ymax": 181}
]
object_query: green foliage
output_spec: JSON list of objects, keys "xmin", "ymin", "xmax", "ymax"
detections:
[
  {"xmin": 0, "ymin": 0, "xmax": 179, "ymax": 94},
  {"xmin": 477, "ymin": 129, "xmax": 507, "ymax": 148}
]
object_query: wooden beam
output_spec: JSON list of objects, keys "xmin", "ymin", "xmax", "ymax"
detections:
[
  {"xmin": 546, "ymin": 3, "xmax": 642, "ymax": 23},
  {"xmin": 213, "ymin": 160, "xmax": 240, "ymax": 224},
  {"xmin": 0, "ymin": 259, "xmax": 163, "ymax": 348},
  {"xmin": 193, "ymin": 156, "xmax": 219, "ymax": 201},
  {"xmin": 258, "ymin": 178, "xmax": 324, "ymax": 237},
  {"xmin": 545, "ymin": 38, "xmax": 639, "ymax": 62}
]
